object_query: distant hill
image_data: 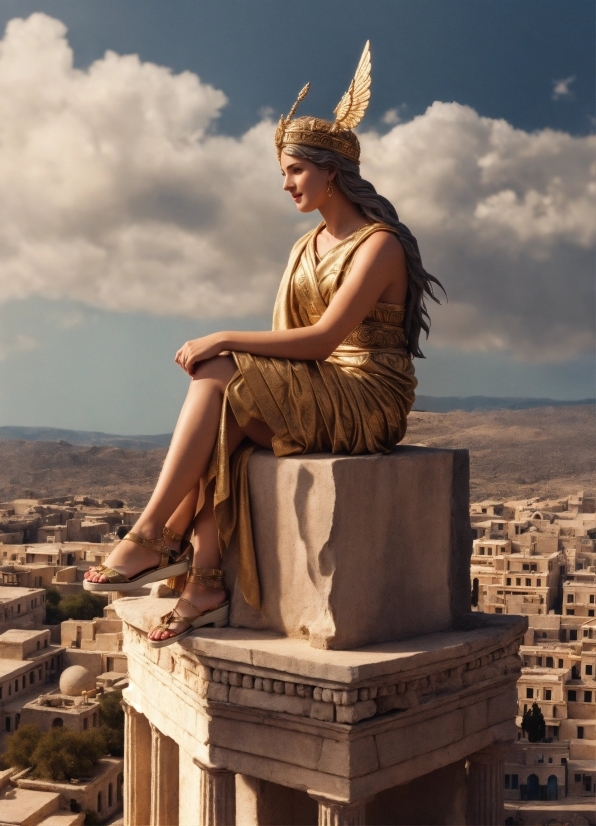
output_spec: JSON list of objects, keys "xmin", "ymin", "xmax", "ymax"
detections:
[
  {"xmin": 0, "ymin": 405, "xmax": 593, "ymax": 506},
  {"xmin": 1, "ymin": 397, "xmax": 593, "ymax": 449},
  {"xmin": 0, "ymin": 426, "xmax": 170, "ymax": 451},
  {"xmin": 413, "ymin": 396, "xmax": 595, "ymax": 413}
]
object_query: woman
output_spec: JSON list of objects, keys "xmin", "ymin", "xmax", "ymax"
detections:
[{"xmin": 84, "ymin": 43, "xmax": 443, "ymax": 647}]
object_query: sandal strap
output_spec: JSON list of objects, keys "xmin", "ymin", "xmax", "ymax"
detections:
[
  {"xmin": 155, "ymin": 598, "xmax": 229, "ymax": 636},
  {"xmin": 187, "ymin": 567, "xmax": 225, "ymax": 589},
  {"xmin": 125, "ymin": 531, "xmax": 175, "ymax": 569},
  {"xmin": 92, "ymin": 564, "xmax": 129, "ymax": 584},
  {"xmin": 163, "ymin": 525, "xmax": 184, "ymax": 543}
]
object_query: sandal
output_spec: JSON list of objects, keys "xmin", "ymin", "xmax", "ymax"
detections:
[
  {"xmin": 83, "ymin": 526, "xmax": 191, "ymax": 592},
  {"xmin": 147, "ymin": 567, "xmax": 229, "ymax": 648}
]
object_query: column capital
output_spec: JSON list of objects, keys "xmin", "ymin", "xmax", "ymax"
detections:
[
  {"xmin": 468, "ymin": 740, "xmax": 512, "ymax": 764},
  {"xmin": 308, "ymin": 794, "xmax": 374, "ymax": 826},
  {"xmin": 192, "ymin": 757, "xmax": 234, "ymax": 775}
]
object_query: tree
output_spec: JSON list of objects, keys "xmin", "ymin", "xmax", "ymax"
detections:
[
  {"xmin": 30, "ymin": 728, "xmax": 106, "ymax": 781},
  {"xmin": 98, "ymin": 690, "xmax": 124, "ymax": 757},
  {"xmin": 45, "ymin": 590, "xmax": 107, "ymax": 624},
  {"xmin": 522, "ymin": 702, "xmax": 546, "ymax": 742},
  {"xmin": 59, "ymin": 592, "xmax": 107, "ymax": 621},
  {"xmin": 2, "ymin": 724, "xmax": 42, "ymax": 770}
]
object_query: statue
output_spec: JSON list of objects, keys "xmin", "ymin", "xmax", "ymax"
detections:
[{"xmin": 83, "ymin": 43, "xmax": 444, "ymax": 647}]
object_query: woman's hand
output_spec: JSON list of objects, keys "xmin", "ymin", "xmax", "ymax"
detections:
[{"xmin": 175, "ymin": 333, "xmax": 226, "ymax": 375}]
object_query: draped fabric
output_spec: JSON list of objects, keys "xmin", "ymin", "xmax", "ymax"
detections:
[{"xmin": 209, "ymin": 221, "xmax": 417, "ymax": 609}]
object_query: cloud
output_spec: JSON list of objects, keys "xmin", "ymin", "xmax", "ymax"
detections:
[
  {"xmin": 552, "ymin": 76, "xmax": 575, "ymax": 100},
  {"xmin": 0, "ymin": 334, "xmax": 38, "ymax": 361},
  {"xmin": 382, "ymin": 107, "xmax": 404, "ymax": 125},
  {"xmin": 0, "ymin": 14, "xmax": 593, "ymax": 363}
]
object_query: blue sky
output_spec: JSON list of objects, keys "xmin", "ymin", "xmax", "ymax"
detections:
[{"xmin": 0, "ymin": 0, "xmax": 593, "ymax": 434}]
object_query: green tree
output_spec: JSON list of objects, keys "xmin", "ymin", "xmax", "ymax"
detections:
[
  {"xmin": 45, "ymin": 587, "xmax": 61, "ymax": 606},
  {"xmin": 30, "ymin": 728, "xmax": 106, "ymax": 781},
  {"xmin": 521, "ymin": 702, "xmax": 546, "ymax": 742},
  {"xmin": 98, "ymin": 690, "xmax": 124, "ymax": 757},
  {"xmin": 59, "ymin": 592, "xmax": 107, "ymax": 621},
  {"xmin": 1, "ymin": 724, "xmax": 42, "ymax": 770}
]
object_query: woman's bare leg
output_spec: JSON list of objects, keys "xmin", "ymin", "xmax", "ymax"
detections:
[
  {"xmin": 148, "ymin": 409, "xmax": 274, "ymax": 640},
  {"xmin": 85, "ymin": 356, "xmax": 240, "ymax": 583}
]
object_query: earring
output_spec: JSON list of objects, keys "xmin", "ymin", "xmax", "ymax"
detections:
[{"xmin": 327, "ymin": 180, "xmax": 334, "ymax": 197}]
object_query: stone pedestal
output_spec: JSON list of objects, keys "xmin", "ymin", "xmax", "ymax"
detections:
[
  {"xmin": 116, "ymin": 597, "xmax": 526, "ymax": 822},
  {"xmin": 150, "ymin": 725, "xmax": 179, "ymax": 826},
  {"xmin": 466, "ymin": 744, "xmax": 507, "ymax": 826},
  {"xmin": 115, "ymin": 447, "xmax": 526, "ymax": 824},
  {"xmin": 224, "ymin": 447, "xmax": 472, "ymax": 649},
  {"xmin": 123, "ymin": 702, "xmax": 151, "ymax": 826}
]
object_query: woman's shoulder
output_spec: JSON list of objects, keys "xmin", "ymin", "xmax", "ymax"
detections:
[{"xmin": 353, "ymin": 223, "xmax": 405, "ymax": 259}]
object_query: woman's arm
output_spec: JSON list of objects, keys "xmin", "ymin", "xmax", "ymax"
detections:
[{"xmin": 176, "ymin": 231, "xmax": 407, "ymax": 375}]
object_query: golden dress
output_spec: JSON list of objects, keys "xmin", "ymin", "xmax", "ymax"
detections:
[{"xmin": 209, "ymin": 221, "xmax": 417, "ymax": 609}]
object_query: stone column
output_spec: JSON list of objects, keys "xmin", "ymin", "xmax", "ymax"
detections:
[
  {"xmin": 466, "ymin": 743, "xmax": 508, "ymax": 826},
  {"xmin": 123, "ymin": 701, "xmax": 152, "ymax": 826},
  {"xmin": 194, "ymin": 758, "xmax": 236, "ymax": 826},
  {"xmin": 150, "ymin": 724, "xmax": 179, "ymax": 826},
  {"xmin": 310, "ymin": 795, "xmax": 372, "ymax": 826}
]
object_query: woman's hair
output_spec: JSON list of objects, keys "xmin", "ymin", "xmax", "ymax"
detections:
[{"xmin": 283, "ymin": 143, "xmax": 445, "ymax": 358}]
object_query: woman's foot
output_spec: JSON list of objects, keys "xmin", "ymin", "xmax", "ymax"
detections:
[
  {"xmin": 148, "ymin": 579, "xmax": 227, "ymax": 641},
  {"xmin": 84, "ymin": 524, "xmax": 182, "ymax": 584}
]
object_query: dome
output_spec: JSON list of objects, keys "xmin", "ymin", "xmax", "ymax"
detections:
[{"xmin": 59, "ymin": 665, "xmax": 95, "ymax": 696}]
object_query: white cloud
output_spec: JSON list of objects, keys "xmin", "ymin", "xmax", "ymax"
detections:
[
  {"xmin": 0, "ymin": 14, "xmax": 593, "ymax": 363},
  {"xmin": 382, "ymin": 107, "xmax": 403, "ymax": 125},
  {"xmin": 552, "ymin": 76, "xmax": 575, "ymax": 100},
  {"xmin": 0, "ymin": 333, "xmax": 37, "ymax": 361}
]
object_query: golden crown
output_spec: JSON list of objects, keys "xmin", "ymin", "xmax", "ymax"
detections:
[{"xmin": 275, "ymin": 41, "xmax": 371, "ymax": 164}]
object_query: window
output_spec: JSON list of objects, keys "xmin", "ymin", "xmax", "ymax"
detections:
[
  {"xmin": 495, "ymin": 607, "xmax": 503, "ymax": 614},
  {"xmin": 568, "ymin": 690, "xmax": 577, "ymax": 701},
  {"xmin": 29, "ymin": 672, "xmax": 34, "ymax": 685},
  {"xmin": 505, "ymin": 774, "xmax": 511, "ymax": 789},
  {"xmin": 479, "ymin": 548, "xmax": 485, "ymax": 555},
  {"xmin": 523, "ymin": 564, "xmax": 530, "ymax": 571},
  {"xmin": 567, "ymin": 609, "xmax": 575, "ymax": 615},
  {"xmin": 544, "ymin": 689, "xmax": 552, "ymax": 700},
  {"xmin": 590, "ymin": 594, "xmax": 595, "ymax": 603},
  {"xmin": 506, "ymin": 578, "xmax": 511, "ymax": 586},
  {"xmin": 570, "ymin": 630, "xmax": 578, "ymax": 641},
  {"xmin": 537, "ymin": 578, "xmax": 541, "ymax": 586},
  {"xmin": 526, "ymin": 578, "xmax": 532, "ymax": 586},
  {"xmin": 5, "ymin": 718, "xmax": 10, "ymax": 732},
  {"xmin": 108, "ymin": 783, "xmax": 113, "ymax": 807},
  {"xmin": 577, "ymin": 726, "xmax": 584, "ymax": 739},
  {"xmin": 21, "ymin": 676, "xmax": 25, "ymax": 689},
  {"xmin": 586, "ymin": 665, "xmax": 593, "ymax": 676},
  {"xmin": 558, "ymin": 659, "xmax": 563, "ymax": 668},
  {"xmin": 97, "ymin": 792, "xmax": 102, "ymax": 814},
  {"xmin": 17, "ymin": 605, "xmax": 20, "ymax": 613},
  {"xmin": 537, "ymin": 657, "xmax": 543, "ymax": 666},
  {"xmin": 584, "ymin": 691, "xmax": 592, "ymax": 703},
  {"xmin": 526, "ymin": 688, "xmax": 534, "ymax": 699},
  {"xmin": 546, "ymin": 657, "xmax": 554, "ymax": 668},
  {"xmin": 488, "ymin": 548, "xmax": 492, "ymax": 555},
  {"xmin": 575, "ymin": 773, "xmax": 582, "ymax": 782},
  {"xmin": 567, "ymin": 594, "xmax": 574, "ymax": 603},
  {"xmin": 511, "ymin": 774, "xmax": 518, "ymax": 790},
  {"xmin": 14, "ymin": 680, "xmax": 17, "ymax": 692},
  {"xmin": 589, "ymin": 610, "xmax": 595, "ymax": 617},
  {"xmin": 548, "ymin": 757, "xmax": 553, "ymax": 763},
  {"xmin": 516, "ymin": 578, "xmax": 521, "ymax": 586}
]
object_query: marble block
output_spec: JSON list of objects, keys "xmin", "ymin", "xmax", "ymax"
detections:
[{"xmin": 223, "ymin": 446, "xmax": 472, "ymax": 650}]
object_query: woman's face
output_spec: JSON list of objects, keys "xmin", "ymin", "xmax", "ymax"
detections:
[{"xmin": 280, "ymin": 151, "xmax": 333, "ymax": 213}]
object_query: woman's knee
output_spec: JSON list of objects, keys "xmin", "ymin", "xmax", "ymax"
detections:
[{"xmin": 190, "ymin": 355, "xmax": 236, "ymax": 390}]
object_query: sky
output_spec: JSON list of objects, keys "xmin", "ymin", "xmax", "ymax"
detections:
[{"xmin": 0, "ymin": 0, "xmax": 593, "ymax": 435}]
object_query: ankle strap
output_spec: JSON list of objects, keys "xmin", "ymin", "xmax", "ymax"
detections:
[
  {"xmin": 163, "ymin": 525, "xmax": 183, "ymax": 543},
  {"xmin": 187, "ymin": 567, "xmax": 225, "ymax": 588}
]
